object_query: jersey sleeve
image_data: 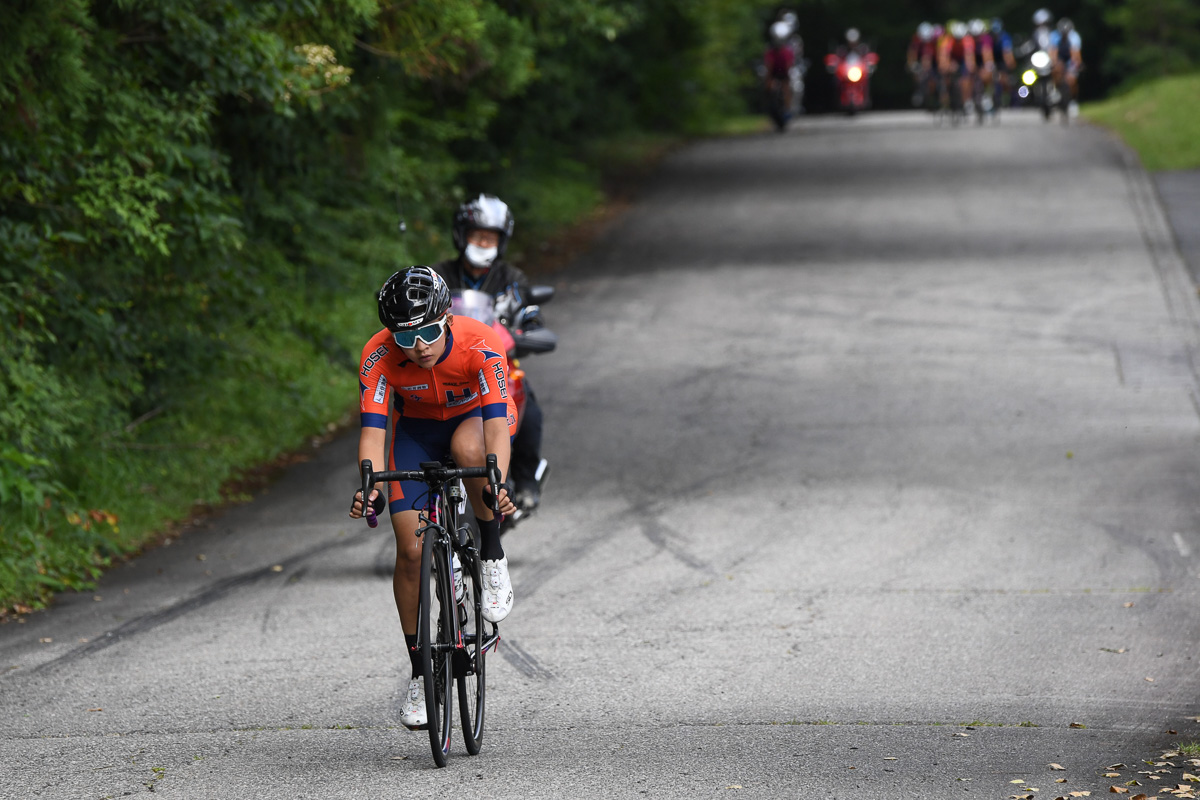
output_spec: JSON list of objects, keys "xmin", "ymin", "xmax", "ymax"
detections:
[
  {"xmin": 466, "ymin": 325, "xmax": 513, "ymax": 422},
  {"xmin": 358, "ymin": 335, "xmax": 392, "ymax": 430}
]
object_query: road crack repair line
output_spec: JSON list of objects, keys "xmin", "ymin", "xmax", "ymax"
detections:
[{"xmin": 19, "ymin": 527, "xmax": 378, "ymax": 677}]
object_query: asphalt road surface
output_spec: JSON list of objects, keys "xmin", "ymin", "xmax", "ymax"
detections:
[{"xmin": 4, "ymin": 110, "xmax": 1200, "ymax": 799}]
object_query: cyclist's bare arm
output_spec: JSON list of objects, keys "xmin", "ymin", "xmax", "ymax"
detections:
[
  {"xmin": 481, "ymin": 416, "xmax": 516, "ymax": 516},
  {"xmin": 350, "ymin": 425, "xmax": 387, "ymax": 518}
]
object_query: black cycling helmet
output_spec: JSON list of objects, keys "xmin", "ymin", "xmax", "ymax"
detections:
[
  {"xmin": 452, "ymin": 194, "xmax": 515, "ymax": 257},
  {"xmin": 377, "ymin": 266, "xmax": 451, "ymax": 331}
]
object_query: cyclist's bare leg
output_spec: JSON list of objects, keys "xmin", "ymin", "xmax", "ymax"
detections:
[
  {"xmin": 450, "ymin": 416, "xmax": 516, "ymax": 520},
  {"xmin": 391, "ymin": 508, "xmax": 423, "ymax": 633}
]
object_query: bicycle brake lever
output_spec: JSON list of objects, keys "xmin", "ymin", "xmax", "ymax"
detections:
[
  {"xmin": 361, "ymin": 459, "xmax": 378, "ymax": 528},
  {"xmin": 485, "ymin": 454, "xmax": 501, "ymax": 514}
]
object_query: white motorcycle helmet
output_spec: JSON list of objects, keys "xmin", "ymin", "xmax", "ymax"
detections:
[
  {"xmin": 845, "ymin": 28, "xmax": 861, "ymax": 45},
  {"xmin": 917, "ymin": 22, "xmax": 935, "ymax": 42},
  {"xmin": 968, "ymin": 18, "xmax": 985, "ymax": 37},
  {"xmin": 770, "ymin": 21, "xmax": 790, "ymax": 45},
  {"xmin": 1032, "ymin": 8, "xmax": 1053, "ymax": 27},
  {"xmin": 452, "ymin": 194, "xmax": 515, "ymax": 270}
]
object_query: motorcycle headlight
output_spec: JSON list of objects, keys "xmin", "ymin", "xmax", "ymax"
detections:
[
  {"xmin": 1030, "ymin": 51, "xmax": 1051, "ymax": 69},
  {"xmin": 1022, "ymin": 69, "xmax": 1037, "ymax": 86},
  {"xmin": 847, "ymin": 66, "xmax": 863, "ymax": 82}
]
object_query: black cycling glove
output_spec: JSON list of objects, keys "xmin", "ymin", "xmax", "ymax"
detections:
[{"xmin": 357, "ymin": 490, "xmax": 387, "ymax": 516}]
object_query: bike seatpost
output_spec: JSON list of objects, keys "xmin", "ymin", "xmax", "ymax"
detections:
[{"xmin": 360, "ymin": 459, "xmax": 378, "ymax": 528}]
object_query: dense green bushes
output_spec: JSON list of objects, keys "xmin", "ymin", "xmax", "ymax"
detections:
[{"xmin": 0, "ymin": 0, "xmax": 761, "ymax": 612}]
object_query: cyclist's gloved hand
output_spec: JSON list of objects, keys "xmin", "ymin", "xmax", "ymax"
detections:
[
  {"xmin": 352, "ymin": 489, "xmax": 387, "ymax": 517},
  {"xmin": 482, "ymin": 482, "xmax": 516, "ymax": 517}
]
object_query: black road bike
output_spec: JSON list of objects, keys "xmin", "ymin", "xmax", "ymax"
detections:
[{"xmin": 360, "ymin": 455, "xmax": 503, "ymax": 767}]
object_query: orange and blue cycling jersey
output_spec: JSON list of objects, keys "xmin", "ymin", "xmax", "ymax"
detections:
[{"xmin": 359, "ymin": 315, "xmax": 518, "ymax": 511}]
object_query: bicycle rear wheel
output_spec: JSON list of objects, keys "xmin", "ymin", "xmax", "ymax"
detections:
[
  {"xmin": 457, "ymin": 547, "xmax": 487, "ymax": 754},
  {"xmin": 419, "ymin": 526, "xmax": 455, "ymax": 767}
]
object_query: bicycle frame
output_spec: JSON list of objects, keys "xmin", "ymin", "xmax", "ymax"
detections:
[
  {"xmin": 414, "ymin": 487, "xmax": 500, "ymax": 658},
  {"xmin": 359, "ymin": 456, "xmax": 502, "ymax": 765}
]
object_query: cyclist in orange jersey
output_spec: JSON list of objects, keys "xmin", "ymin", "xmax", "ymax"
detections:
[
  {"xmin": 349, "ymin": 265, "xmax": 517, "ymax": 729},
  {"xmin": 938, "ymin": 20, "xmax": 976, "ymax": 115}
]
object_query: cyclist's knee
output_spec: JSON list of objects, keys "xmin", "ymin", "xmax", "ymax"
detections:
[
  {"xmin": 392, "ymin": 511, "xmax": 423, "ymax": 565},
  {"xmin": 451, "ymin": 433, "xmax": 486, "ymax": 467}
]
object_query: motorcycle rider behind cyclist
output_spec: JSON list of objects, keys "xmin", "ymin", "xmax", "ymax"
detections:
[
  {"xmin": 350, "ymin": 266, "xmax": 518, "ymax": 729},
  {"xmin": 1049, "ymin": 17, "xmax": 1083, "ymax": 117},
  {"xmin": 1031, "ymin": 8, "xmax": 1055, "ymax": 52},
  {"xmin": 432, "ymin": 194, "xmax": 550, "ymax": 514}
]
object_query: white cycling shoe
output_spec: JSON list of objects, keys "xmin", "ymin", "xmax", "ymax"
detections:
[
  {"xmin": 400, "ymin": 677, "xmax": 427, "ymax": 729},
  {"xmin": 481, "ymin": 556, "xmax": 514, "ymax": 623}
]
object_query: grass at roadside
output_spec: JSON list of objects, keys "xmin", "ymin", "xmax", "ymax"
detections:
[{"xmin": 1082, "ymin": 73, "xmax": 1200, "ymax": 171}]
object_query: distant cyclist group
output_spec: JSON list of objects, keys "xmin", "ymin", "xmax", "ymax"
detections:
[
  {"xmin": 760, "ymin": 7, "xmax": 1083, "ymax": 127},
  {"xmin": 906, "ymin": 9, "xmax": 1083, "ymax": 123}
]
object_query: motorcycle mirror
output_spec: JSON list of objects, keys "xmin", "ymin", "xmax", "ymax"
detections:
[
  {"xmin": 512, "ymin": 328, "xmax": 557, "ymax": 356},
  {"xmin": 528, "ymin": 285, "xmax": 555, "ymax": 305}
]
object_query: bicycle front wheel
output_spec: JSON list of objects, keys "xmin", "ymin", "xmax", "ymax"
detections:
[
  {"xmin": 419, "ymin": 526, "xmax": 455, "ymax": 767},
  {"xmin": 457, "ymin": 547, "xmax": 487, "ymax": 754}
]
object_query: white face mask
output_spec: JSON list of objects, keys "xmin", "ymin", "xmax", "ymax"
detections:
[{"xmin": 464, "ymin": 244, "xmax": 498, "ymax": 268}]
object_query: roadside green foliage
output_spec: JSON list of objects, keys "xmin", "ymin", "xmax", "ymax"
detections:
[
  {"xmin": 1083, "ymin": 73, "xmax": 1200, "ymax": 170},
  {"xmin": 0, "ymin": 0, "xmax": 761, "ymax": 612}
]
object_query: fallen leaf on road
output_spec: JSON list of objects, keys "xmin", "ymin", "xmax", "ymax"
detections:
[
  {"xmin": 1125, "ymin": 602, "xmax": 1135, "ymax": 608},
  {"xmin": 1185, "ymin": 774, "xmax": 1200, "ymax": 783},
  {"xmin": 39, "ymin": 638, "xmax": 51, "ymax": 643},
  {"xmin": 726, "ymin": 785, "xmax": 743, "ymax": 790},
  {"xmin": 1146, "ymin": 677, "xmax": 1156, "ymax": 683},
  {"xmin": 1109, "ymin": 788, "xmax": 1128, "ymax": 794},
  {"xmin": 1013, "ymin": 780, "xmax": 1027, "ymax": 784},
  {"xmin": 1068, "ymin": 792, "xmax": 1091, "ymax": 797},
  {"xmin": 87, "ymin": 708, "xmax": 102, "ymax": 712},
  {"xmin": 271, "ymin": 565, "xmax": 283, "ymax": 572},
  {"xmin": 883, "ymin": 757, "xmax": 897, "ymax": 761},
  {"xmin": 1108, "ymin": 773, "xmax": 1124, "ymax": 778},
  {"xmin": 955, "ymin": 732, "xmax": 970, "ymax": 737},
  {"xmin": 1057, "ymin": 779, "xmax": 1068, "ymax": 783},
  {"xmin": 1051, "ymin": 764, "xmax": 1067, "ymax": 771},
  {"xmin": 1070, "ymin": 722, "xmax": 1087, "ymax": 729}
]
